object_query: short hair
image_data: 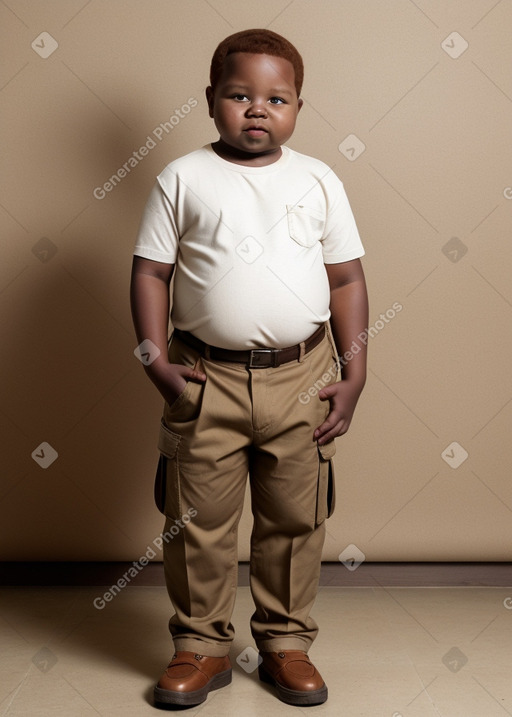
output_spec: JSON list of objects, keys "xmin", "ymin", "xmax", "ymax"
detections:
[{"xmin": 209, "ymin": 29, "xmax": 304, "ymax": 97}]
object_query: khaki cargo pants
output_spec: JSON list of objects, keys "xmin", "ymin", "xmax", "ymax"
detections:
[{"xmin": 154, "ymin": 325, "xmax": 339, "ymax": 657}]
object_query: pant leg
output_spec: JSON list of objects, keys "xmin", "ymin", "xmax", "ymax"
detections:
[
  {"xmin": 158, "ymin": 336, "xmax": 251, "ymax": 657},
  {"xmin": 247, "ymin": 331, "xmax": 339, "ymax": 652}
]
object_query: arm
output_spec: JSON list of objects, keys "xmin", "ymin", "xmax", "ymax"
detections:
[
  {"xmin": 130, "ymin": 256, "xmax": 206, "ymax": 404},
  {"xmin": 314, "ymin": 258, "xmax": 368, "ymax": 445}
]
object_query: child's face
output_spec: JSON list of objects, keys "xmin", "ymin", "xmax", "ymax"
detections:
[{"xmin": 206, "ymin": 52, "xmax": 303, "ymax": 164}]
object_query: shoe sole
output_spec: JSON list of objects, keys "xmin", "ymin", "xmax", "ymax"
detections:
[
  {"xmin": 154, "ymin": 667, "xmax": 232, "ymax": 707},
  {"xmin": 258, "ymin": 664, "xmax": 328, "ymax": 706}
]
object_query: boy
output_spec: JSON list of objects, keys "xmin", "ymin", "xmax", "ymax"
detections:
[{"xmin": 130, "ymin": 29, "xmax": 368, "ymax": 708}]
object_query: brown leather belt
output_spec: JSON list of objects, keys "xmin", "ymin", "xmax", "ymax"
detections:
[{"xmin": 173, "ymin": 324, "xmax": 326, "ymax": 368}]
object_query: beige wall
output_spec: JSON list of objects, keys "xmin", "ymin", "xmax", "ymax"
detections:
[{"xmin": 1, "ymin": 0, "xmax": 511, "ymax": 562}]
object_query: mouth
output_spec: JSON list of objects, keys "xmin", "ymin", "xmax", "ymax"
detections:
[{"xmin": 244, "ymin": 126, "xmax": 268, "ymax": 137}]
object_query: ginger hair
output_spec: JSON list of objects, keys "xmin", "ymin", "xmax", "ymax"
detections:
[{"xmin": 209, "ymin": 29, "xmax": 304, "ymax": 96}]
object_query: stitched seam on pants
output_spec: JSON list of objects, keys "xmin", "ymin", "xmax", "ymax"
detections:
[{"xmin": 250, "ymin": 370, "xmax": 273, "ymax": 434}]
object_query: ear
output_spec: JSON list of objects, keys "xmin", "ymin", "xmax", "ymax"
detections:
[{"xmin": 205, "ymin": 86, "xmax": 215, "ymax": 118}]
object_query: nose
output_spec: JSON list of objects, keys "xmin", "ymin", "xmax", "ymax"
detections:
[{"xmin": 246, "ymin": 99, "xmax": 267, "ymax": 117}]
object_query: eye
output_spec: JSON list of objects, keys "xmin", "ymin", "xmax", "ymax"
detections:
[
  {"xmin": 232, "ymin": 94, "xmax": 249, "ymax": 101},
  {"xmin": 269, "ymin": 97, "xmax": 285, "ymax": 104}
]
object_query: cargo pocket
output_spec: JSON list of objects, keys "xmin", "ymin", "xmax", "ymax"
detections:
[
  {"xmin": 286, "ymin": 204, "xmax": 325, "ymax": 248},
  {"xmin": 316, "ymin": 440, "xmax": 336, "ymax": 525},
  {"xmin": 154, "ymin": 420, "xmax": 182, "ymax": 518}
]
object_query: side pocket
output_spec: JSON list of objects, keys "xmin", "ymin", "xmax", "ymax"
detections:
[
  {"xmin": 163, "ymin": 356, "xmax": 205, "ymax": 425},
  {"xmin": 154, "ymin": 420, "xmax": 182, "ymax": 517},
  {"xmin": 316, "ymin": 440, "xmax": 336, "ymax": 524}
]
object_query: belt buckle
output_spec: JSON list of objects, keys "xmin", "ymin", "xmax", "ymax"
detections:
[{"xmin": 248, "ymin": 349, "xmax": 276, "ymax": 368}]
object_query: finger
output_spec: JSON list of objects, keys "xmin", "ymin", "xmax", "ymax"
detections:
[
  {"xmin": 317, "ymin": 422, "xmax": 347, "ymax": 444},
  {"xmin": 314, "ymin": 414, "xmax": 348, "ymax": 443},
  {"xmin": 314, "ymin": 415, "xmax": 338, "ymax": 440},
  {"xmin": 183, "ymin": 367, "xmax": 207, "ymax": 382},
  {"xmin": 317, "ymin": 385, "xmax": 336, "ymax": 401}
]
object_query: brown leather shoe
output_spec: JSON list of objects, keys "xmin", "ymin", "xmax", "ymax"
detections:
[
  {"xmin": 154, "ymin": 651, "xmax": 232, "ymax": 707},
  {"xmin": 258, "ymin": 650, "xmax": 328, "ymax": 705}
]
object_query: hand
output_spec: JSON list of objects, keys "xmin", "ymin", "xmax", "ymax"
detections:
[
  {"xmin": 314, "ymin": 380, "xmax": 363, "ymax": 445},
  {"xmin": 147, "ymin": 361, "xmax": 206, "ymax": 406}
]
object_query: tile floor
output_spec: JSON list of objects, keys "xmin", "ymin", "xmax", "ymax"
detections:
[{"xmin": 1, "ymin": 584, "xmax": 511, "ymax": 716}]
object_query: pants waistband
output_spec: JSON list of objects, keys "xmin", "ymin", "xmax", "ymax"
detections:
[{"xmin": 172, "ymin": 325, "xmax": 326, "ymax": 368}]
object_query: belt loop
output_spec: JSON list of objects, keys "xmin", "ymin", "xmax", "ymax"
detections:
[
  {"xmin": 204, "ymin": 344, "xmax": 211, "ymax": 360},
  {"xmin": 298, "ymin": 340, "xmax": 306, "ymax": 362}
]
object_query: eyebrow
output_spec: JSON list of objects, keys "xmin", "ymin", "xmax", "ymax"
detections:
[{"xmin": 223, "ymin": 83, "xmax": 294, "ymax": 97}]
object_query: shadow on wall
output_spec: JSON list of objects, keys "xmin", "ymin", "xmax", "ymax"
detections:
[{"xmin": 1, "ymin": 99, "xmax": 197, "ymax": 559}]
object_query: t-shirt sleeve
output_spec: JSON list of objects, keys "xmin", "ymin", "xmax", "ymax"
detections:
[
  {"xmin": 133, "ymin": 176, "xmax": 179, "ymax": 264},
  {"xmin": 321, "ymin": 171, "xmax": 365, "ymax": 264}
]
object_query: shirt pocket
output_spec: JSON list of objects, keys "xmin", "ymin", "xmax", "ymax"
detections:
[{"xmin": 286, "ymin": 204, "xmax": 325, "ymax": 248}]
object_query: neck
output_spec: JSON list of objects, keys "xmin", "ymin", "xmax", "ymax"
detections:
[{"xmin": 211, "ymin": 140, "xmax": 282, "ymax": 167}]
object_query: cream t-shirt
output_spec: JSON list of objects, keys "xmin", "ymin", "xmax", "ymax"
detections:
[{"xmin": 134, "ymin": 144, "xmax": 364, "ymax": 349}]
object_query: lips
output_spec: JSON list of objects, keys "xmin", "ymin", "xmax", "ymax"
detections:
[{"xmin": 244, "ymin": 126, "xmax": 268, "ymax": 136}]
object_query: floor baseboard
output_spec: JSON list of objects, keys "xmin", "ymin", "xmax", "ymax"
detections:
[{"xmin": 1, "ymin": 561, "xmax": 511, "ymax": 587}]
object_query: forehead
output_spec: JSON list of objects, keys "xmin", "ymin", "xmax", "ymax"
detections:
[{"xmin": 218, "ymin": 52, "xmax": 296, "ymax": 90}]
